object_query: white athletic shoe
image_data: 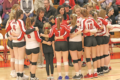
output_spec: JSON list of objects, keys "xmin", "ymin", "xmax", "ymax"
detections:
[
  {"xmin": 30, "ymin": 77, "xmax": 39, "ymax": 80},
  {"xmin": 42, "ymin": 64, "xmax": 46, "ymax": 67},
  {"xmin": 37, "ymin": 64, "xmax": 43, "ymax": 68},
  {"xmin": 51, "ymin": 77, "xmax": 54, "ymax": 80},
  {"xmin": 47, "ymin": 77, "xmax": 51, "ymax": 80},
  {"xmin": 22, "ymin": 74, "xmax": 29, "ymax": 80},
  {"xmin": 10, "ymin": 70, "xmax": 17, "ymax": 78},
  {"xmin": 16, "ymin": 77, "xmax": 20, "ymax": 80}
]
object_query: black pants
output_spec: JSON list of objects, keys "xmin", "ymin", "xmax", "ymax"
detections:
[
  {"xmin": 44, "ymin": 52, "xmax": 54, "ymax": 76},
  {"xmin": 68, "ymin": 52, "xmax": 72, "ymax": 61}
]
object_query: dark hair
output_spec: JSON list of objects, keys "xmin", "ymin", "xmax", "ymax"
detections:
[
  {"xmin": 49, "ymin": 15, "xmax": 55, "ymax": 22},
  {"xmin": 56, "ymin": 14, "xmax": 63, "ymax": 30},
  {"xmin": 56, "ymin": 5, "xmax": 67, "ymax": 20},
  {"xmin": 15, "ymin": 10, "xmax": 23, "ymax": 21},
  {"xmin": 26, "ymin": 17, "xmax": 35, "ymax": 30},
  {"xmin": 37, "ymin": 7, "xmax": 45, "ymax": 16}
]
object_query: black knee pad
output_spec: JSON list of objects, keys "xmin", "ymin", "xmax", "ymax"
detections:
[
  {"xmin": 104, "ymin": 54, "xmax": 109, "ymax": 58},
  {"xmin": 31, "ymin": 62, "xmax": 37, "ymax": 65},
  {"xmin": 86, "ymin": 58, "xmax": 91, "ymax": 62},
  {"xmin": 96, "ymin": 56, "xmax": 101, "ymax": 60},
  {"xmin": 78, "ymin": 59, "xmax": 81, "ymax": 61},
  {"xmin": 30, "ymin": 61, "xmax": 32, "ymax": 64},
  {"xmin": 73, "ymin": 60, "xmax": 78, "ymax": 63},
  {"xmin": 92, "ymin": 57, "xmax": 97, "ymax": 62},
  {"xmin": 100, "ymin": 55, "xmax": 104, "ymax": 59},
  {"xmin": 82, "ymin": 48, "xmax": 84, "ymax": 52}
]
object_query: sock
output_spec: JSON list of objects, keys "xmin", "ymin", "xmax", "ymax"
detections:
[
  {"xmin": 31, "ymin": 73, "xmax": 35, "ymax": 78},
  {"xmin": 19, "ymin": 72, "xmax": 23, "ymax": 77},
  {"xmin": 101, "ymin": 67, "xmax": 104, "ymax": 72},
  {"xmin": 79, "ymin": 70, "xmax": 81, "ymax": 74},
  {"xmin": 83, "ymin": 58, "xmax": 86, "ymax": 62},
  {"xmin": 58, "ymin": 73, "xmax": 61, "ymax": 76},
  {"xmin": 65, "ymin": 72, "xmax": 68, "ymax": 76},
  {"xmin": 97, "ymin": 68, "xmax": 101, "ymax": 72},
  {"xmin": 94, "ymin": 69, "xmax": 97, "ymax": 73},
  {"xmin": 76, "ymin": 72, "xmax": 79, "ymax": 76},
  {"xmin": 88, "ymin": 69, "xmax": 92, "ymax": 75},
  {"xmin": 17, "ymin": 72, "xmax": 20, "ymax": 77}
]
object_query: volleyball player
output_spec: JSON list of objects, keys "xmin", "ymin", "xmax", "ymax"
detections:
[
  {"xmin": 80, "ymin": 8, "xmax": 100, "ymax": 78},
  {"xmin": 72, "ymin": 5, "xmax": 86, "ymax": 67},
  {"xmin": 40, "ymin": 14, "xmax": 70, "ymax": 80},
  {"xmin": 69, "ymin": 13, "xmax": 83, "ymax": 79}
]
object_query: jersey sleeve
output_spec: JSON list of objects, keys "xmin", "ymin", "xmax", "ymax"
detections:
[
  {"xmin": 17, "ymin": 32, "xmax": 25, "ymax": 41},
  {"xmin": 102, "ymin": 19, "xmax": 108, "ymax": 26},
  {"xmin": 18, "ymin": 20, "xmax": 26, "ymax": 34},
  {"xmin": 34, "ymin": 31, "xmax": 43, "ymax": 42},
  {"xmin": 49, "ymin": 27, "xmax": 55, "ymax": 38},
  {"xmin": 6, "ymin": 23, "xmax": 12, "ymax": 32}
]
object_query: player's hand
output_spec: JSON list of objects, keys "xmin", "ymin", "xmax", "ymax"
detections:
[
  {"xmin": 77, "ymin": 23, "xmax": 80, "ymax": 26},
  {"xmin": 8, "ymin": 37, "xmax": 12, "ymax": 41},
  {"xmin": 84, "ymin": 29, "xmax": 90, "ymax": 33},
  {"xmin": 35, "ymin": 27, "xmax": 39, "ymax": 31},
  {"xmin": 47, "ymin": 41, "xmax": 52, "ymax": 46}
]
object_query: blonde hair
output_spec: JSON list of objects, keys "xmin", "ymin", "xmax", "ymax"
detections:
[
  {"xmin": 43, "ymin": 23, "xmax": 51, "ymax": 41},
  {"xmin": 26, "ymin": 17, "xmax": 35, "ymax": 30},
  {"xmin": 56, "ymin": 14, "xmax": 63, "ymax": 30},
  {"xmin": 98, "ymin": 9, "xmax": 106, "ymax": 19},
  {"xmin": 70, "ymin": 14, "xmax": 77, "ymax": 27},
  {"xmin": 72, "ymin": 5, "xmax": 81, "ymax": 14},
  {"xmin": 80, "ymin": 8, "xmax": 89, "ymax": 17},
  {"xmin": 90, "ymin": 10, "xmax": 98, "ymax": 22},
  {"xmin": 9, "ymin": 4, "xmax": 20, "ymax": 21}
]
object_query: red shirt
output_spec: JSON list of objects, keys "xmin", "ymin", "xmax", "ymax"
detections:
[
  {"xmin": 59, "ymin": 0, "xmax": 75, "ymax": 8},
  {"xmin": 116, "ymin": 0, "xmax": 120, "ymax": 5},
  {"xmin": 49, "ymin": 24, "xmax": 70, "ymax": 41}
]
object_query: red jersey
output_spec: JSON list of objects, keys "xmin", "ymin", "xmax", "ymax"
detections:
[
  {"xmin": 81, "ymin": 18, "xmax": 100, "ymax": 36},
  {"xmin": 49, "ymin": 24, "xmax": 70, "ymax": 41},
  {"xmin": 96, "ymin": 17, "xmax": 108, "ymax": 36}
]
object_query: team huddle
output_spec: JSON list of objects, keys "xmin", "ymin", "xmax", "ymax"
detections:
[{"xmin": 4, "ymin": 1, "xmax": 120, "ymax": 80}]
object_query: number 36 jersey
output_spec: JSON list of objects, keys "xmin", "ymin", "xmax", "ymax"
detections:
[
  {"xmin": 6, "ymin": 19, "xmax": 26, "ymax": 43},
  {"xmin": 49, "ymin": 24, "xmax": 70, "ymax": 41}
]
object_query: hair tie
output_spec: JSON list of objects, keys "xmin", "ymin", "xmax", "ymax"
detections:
[
  {"xmin": 56, "ymin": 17, "xmax": 61, "ymax": 19},
  {"xmin": 72, "ymin": 14, "xmax": 77, "ymax": 16},
  {"xmin": 45, "ymin": 27, "xmax": 49, "ymax": 29}
]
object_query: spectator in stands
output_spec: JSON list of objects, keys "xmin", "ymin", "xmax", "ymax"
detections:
[
  {"xmin": 112, "ymin": 0, "xmax": 119, "ymax": 16},
  {"xmin": 44, "ymin": 0, "xmax": 56, "ymax": 19},
  {"xmin": 55, "ymin": 5, "xmax": 70, "ymax": 25},
  {"xmin": 34, "ymin": 7, "xmax": 48, "ymax": 68},
  {"xmin": 63, "ymin": 3, "xmax": 72, "ymax": 17},
  {"xmin": 59, "ymin": 0, "xmax": 75, "ymax": 8},
  {"xmin": 34, "ymin": 0, "xmax": 53, "ymax": 12},
  {"xmin": 2, "ymin": 0, "xmax": 18, "ymax": 19},
  {"xmin": 20, "ymin": 0, "xmax": 34, "ymax": 22},
  {"xmin": 0, "ymin": 0, "xmax": 4, "ymax": 16},
  {"xmin": 54, "ymin": 0, "xmax": 59, "ymax": 5},
  {"xmin": 106, "ymin": 7, "xmax": 116, "ymax": 38},
  {"xmin": 98, "ymin": 0, "xmax": 113, "ymax": 10},
  {"xmin": 74, "ymin": 0, "xmax": 88, "ymax": 7},
  {"xmin": 48, "ymin": 15, "xmax": 55, "ymax": 27},
  {"xmin": 1, "ymin": 4, "xmax": 20, "ymax": 28}
]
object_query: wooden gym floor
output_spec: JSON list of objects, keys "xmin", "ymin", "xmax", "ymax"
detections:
[{"xmin": 0, "ymin": 48, "xmax": 120, "ymax": 80}]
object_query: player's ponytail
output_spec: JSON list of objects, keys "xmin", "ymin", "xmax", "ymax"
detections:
[
  {"xmin": 70, "ymin": 14, "xmax": 77, "ymax": 27},
  {"xmin": 15, "ymin": 10, "xmax": 23, "ymax": 22},
  {"xmin": 26, "ymin": 17, "xmax": 35, "ymax": 30},
  {"xmin": 90, "ymin": 10, "xmax": 98, "ymax": 22},
  {"xmin": 56, "ymin": 14, "xmax": 63, "ymax": 30},
  {"xmin": 43, "ymin": 23, "xmax": 51, "ymax": 41}
]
